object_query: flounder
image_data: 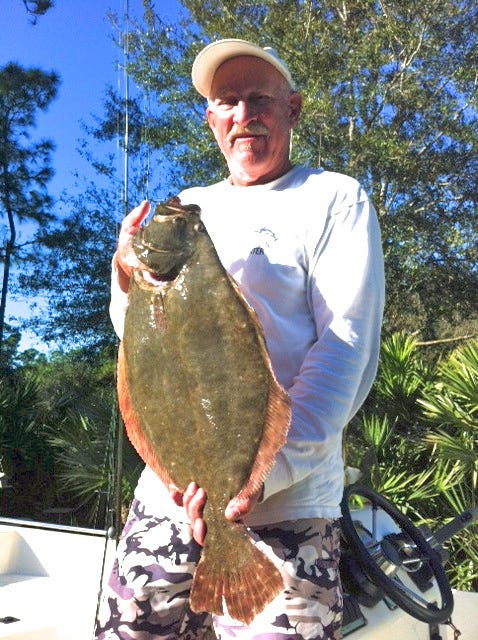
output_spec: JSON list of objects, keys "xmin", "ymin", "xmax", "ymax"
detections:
[{"xmin": 117, "ymin": 197, "xmax": 291, "ymax": 623}]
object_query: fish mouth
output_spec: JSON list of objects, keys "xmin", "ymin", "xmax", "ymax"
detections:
[
  {"xmin": 155, "ymin": 199, "xmax": 201, "ymax": 220},
  {"xmin": 152, "ymin": 213, "xmax": 188, "ymax": 226},
  {"xmin": 137, "ymin": 240, "xmax": 172, "ymax": 254}
]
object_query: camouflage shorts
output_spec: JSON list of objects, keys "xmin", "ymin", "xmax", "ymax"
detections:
[{"xmin": 95, "ymin": 499, "xmax": 342, "ymax": 640}]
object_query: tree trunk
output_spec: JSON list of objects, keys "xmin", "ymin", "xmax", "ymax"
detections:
[{"xmin": 0, "ymin": 204, "xmax": 16, "ymax": 358}]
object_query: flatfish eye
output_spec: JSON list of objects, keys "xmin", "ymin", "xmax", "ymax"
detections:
[{"xmin": 185, "ymin": 204, "xmax": 201, "ymax": 215}]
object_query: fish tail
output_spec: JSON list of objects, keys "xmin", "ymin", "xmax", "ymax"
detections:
[
  {"xmin": 190, "ymin": 523, "xmax": 283, "ymax": 624},
  {"xmin": 192, "ymin": 564, "xmax": 223, "ymax": 618}
]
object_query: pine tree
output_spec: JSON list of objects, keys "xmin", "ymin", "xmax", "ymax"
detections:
[{"xmin": 0, "ymin": 63, "xmax": 59, "ymax": 361}]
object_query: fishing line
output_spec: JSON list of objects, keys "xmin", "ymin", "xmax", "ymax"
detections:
[
  {"xmin": 94, "ymin": 0, "xmax": 131, "ymax": 633},
  {"xmin": 141, "ymin": 89, "xmax": 152, "ymax": 202},
  {"xmin": 109, "ymin": 0, "xmax": 131, "ymax": 546}
]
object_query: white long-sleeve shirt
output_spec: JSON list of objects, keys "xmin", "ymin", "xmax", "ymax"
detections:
[{"xmin": 110, "ymin": 166, "xmax": 385, "ymax": 525}]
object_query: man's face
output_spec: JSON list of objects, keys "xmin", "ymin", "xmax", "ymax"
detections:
[{"xmin": 206, "ymin": 56, "xmax": 302, "ymax": 186}]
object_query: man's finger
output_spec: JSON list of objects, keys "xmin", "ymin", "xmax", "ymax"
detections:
[
  {"xmin": 115, "ymin": 201, "xmax": 151, "ymax": 280},
  {"xmin": 192, "ymin": 517, "xmax": 207, "ymax": 547},
  {"xmin": 225, "ymin": 497, "xmax": 247, "ymax": 522},
  {"xmin": 225, "ymin": 486, "xmax": 262, "ymax": 522},
  {"xmin": 183, "ymin": 482, "xmax": 199, "ymax": 510},
  {"xmin": 168, "ymin": 483, "xmax": 184, "ymax": 506},
  {"xmin": 120, "ymin": 200, "xmax": 150, "ymax": 240},
  {"xmin": 185, "ymin": 486, "xmax": 206, "ymax": 522}
]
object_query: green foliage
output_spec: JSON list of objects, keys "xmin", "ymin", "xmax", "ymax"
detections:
[
  {"xmin": 421, "ymin": 341, "xmax": 478, "ymax": 433},
  {"xmin": 0, "ymin": 324, "xmax": 23, "ymax": 374},
  {"xmin": 0, "ymin": 347, "xmax": 142, "ymax": 527},
  {"xmin": 420, "ymin": 340, "xmax": 477, "ymax": 519},
  {"xmin": 46, "ymin": 402, "xmax": 142, "ymax": 527},
  {"xmin": 0, "ymin": 62, "xmax": 59, "ymax": 358},
  {"xmin": 118, "ymin": 0, "xmax": 478, "ymax": 341},
  {"xmin": 0, "ymin": 370, "xmax": 56, "ymax": 518},
  {"xmin": 372, "ymin": 333, "xmax": 433, "ymax": 423},
  {"xmin": 349, "ymin": 334, "xmax": 478, "ymax": 590},
  {"xmin": 0, "ymin": 62, "xmax": 59, "ymax": 227},
  {"xmin": 19, "ymin": 184, "xmax": 121, "ymax": 352}
]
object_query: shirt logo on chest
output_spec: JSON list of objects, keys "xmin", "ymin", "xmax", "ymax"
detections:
[
  {"xmin": 249, "ymin": 228, "xmax": 277, "ymax": 257},
  {"xmin": 250, "ymin": 246, "xmax": 265, "ymax": 256}
]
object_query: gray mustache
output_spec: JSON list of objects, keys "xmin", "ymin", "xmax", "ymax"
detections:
[{"xmin": 228, "ymin": 125, "xmax": 269, "ymax": 143}]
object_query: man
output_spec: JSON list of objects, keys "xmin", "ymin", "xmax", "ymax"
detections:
[{"xmin": 96, "ymin": 39, "xmax": 385, "ymax": 640}]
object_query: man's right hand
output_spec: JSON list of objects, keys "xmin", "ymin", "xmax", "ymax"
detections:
[
  {"xmin": 170, "ymin": 482, "xmax": 208, "ymax": 547},
  {"xmin": 115, "ymin": 200, "xmax": 151, "ymax": 291}
]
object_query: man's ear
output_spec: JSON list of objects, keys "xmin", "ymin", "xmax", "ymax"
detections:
[
  {"xmin": 288, "ymin": 92, "xmax": 302, "ymax": 127},
  {"xmin": 206, "ymin": 105, "xmax": 216, "ymax": 131}
]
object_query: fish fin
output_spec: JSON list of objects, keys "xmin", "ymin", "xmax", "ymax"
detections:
[
  {"xmin": 211, "ymin": 570, "xmax": 225, "ymax": 616},
  {"xmin": 117, "ymin": 342, "xmax": 176, "ymax": 488},
  {"xmin": 190, "ymin": 523, "xmax": 283, "ymax": 624},
  {"xmin": 225, "ymin": 272, "xmax": 291, "ymax": 499},
  {"xmin": 238, "ymin": 374, "xmax": 291, "ymax": 500}
]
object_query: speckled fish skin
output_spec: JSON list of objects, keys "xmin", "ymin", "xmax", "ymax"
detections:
[{"xmin": 117, "ymin": 198, "xmax": 291, "ymax": 624}]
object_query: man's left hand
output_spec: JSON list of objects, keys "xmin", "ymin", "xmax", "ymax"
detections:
[{"xmin": 171, "ymin": 481, "xmax": 262, "ymax": 547}]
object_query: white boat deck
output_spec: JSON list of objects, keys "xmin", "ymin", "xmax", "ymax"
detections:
[
  {"xmin": 345, "ymin": 589, "xmax": 478, "ymax": 639},
  {"xmin": 0, "ymin": 519, "xmax": 116, "ymax": 640}
]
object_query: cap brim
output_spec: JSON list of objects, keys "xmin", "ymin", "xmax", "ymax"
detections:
[{"xmin": 192, "ymin": 39, "xmax": 294, "ymax": 98}]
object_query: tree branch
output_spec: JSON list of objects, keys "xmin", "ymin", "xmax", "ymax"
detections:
[{"xmin": 416, "ymin": 335, "xmax": 478, "ymax": 347}]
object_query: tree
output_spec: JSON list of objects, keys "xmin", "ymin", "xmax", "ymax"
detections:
[
  {"xmin": 21, "ymin": 0, "xmax": 54, "ymax": 23},
  {"xmin": 18, "ymin": 74, "xmax": 169, "ymax": 352},
  {"xmin": 20, "ymin": 183, "xmax": 121, "ymax": 352},
  {"xmin": 121, "ymin": 0, "xmax": 477, "ymax": 341},
  {"xmin": 19, "ymin": 117, "xmax": 166, "ymax": 352},
  {"xmin": 0, "ymin": 63, "xmax": 59, "ymax": 361},
  {"xmin": 23, "ymin": 1, "xmax": 475, "ymax": 353}
]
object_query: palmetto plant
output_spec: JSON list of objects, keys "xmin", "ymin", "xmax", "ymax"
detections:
[
  {"xmin": 0, "ymin": 372, "xmax": 56, "ymax": 518},
  {"xmin": 1, "ymin": 350, "xmax": 142, "ymax": 528},
  {"xmin": 47, "ymin": 410, "xmax": 116, "ymax": 526},
  {"xmin": 419, "ymin": 340, "xmax": 478, "ymax": 590},
  {"xmin": 47, "ymin": 398, "xmax": 143, "ymax": 528},
  {"xmin": 348, "ymin": 334, "xmax": 478, "ymax": 591},
  {"xmin": 421, "ymin": 340, "xmax": 478, "ymax": 460}
]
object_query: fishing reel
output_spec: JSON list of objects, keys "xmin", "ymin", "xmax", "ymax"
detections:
[{"xmin": 339, "ymin": 484, "xmax": 478, "ymax": 625}]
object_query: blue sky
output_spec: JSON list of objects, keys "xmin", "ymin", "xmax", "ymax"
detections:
[
  {"xmin": 2, "ymin": 0, "xmax": 181, "ymax": 201},
  {"xmin": 1, "ymin": 0, "xmax": 182, "ymax": 350}
]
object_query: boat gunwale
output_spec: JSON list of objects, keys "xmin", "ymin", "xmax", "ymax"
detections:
[{"xmin": 0, "ymin": 516, "xmax": 113, "ymax": 538}]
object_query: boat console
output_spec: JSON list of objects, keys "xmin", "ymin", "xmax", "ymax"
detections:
[{"xmin": 339, "ymin": 484, "xmax": 478, "ymax": 639}]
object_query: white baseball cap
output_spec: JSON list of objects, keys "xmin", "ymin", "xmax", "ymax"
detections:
[{"xmin": 192, "ymin": 38, "xmax": 297, "ymax": 98}]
